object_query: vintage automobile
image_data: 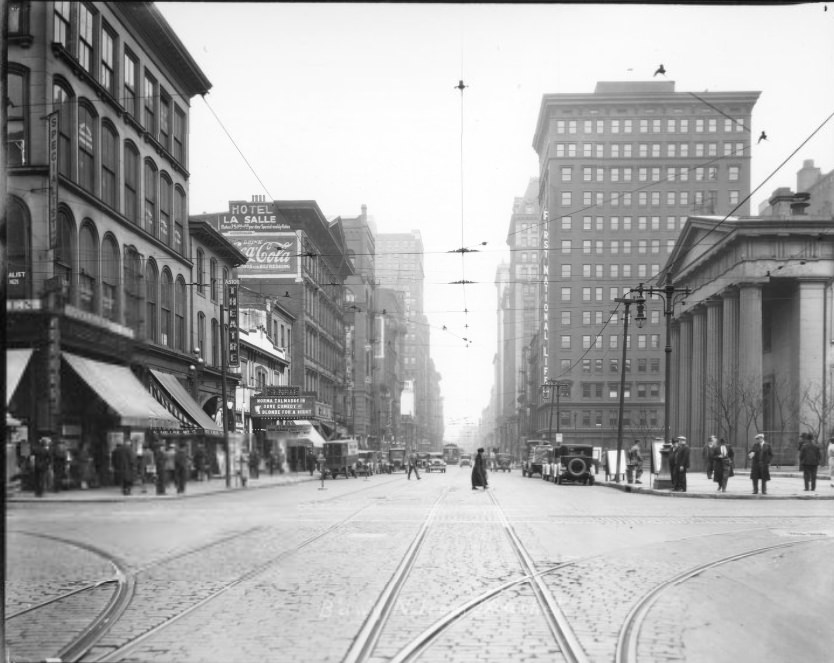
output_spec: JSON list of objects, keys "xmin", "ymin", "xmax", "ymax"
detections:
[
  {"xmin": 554, "ymin": 444, "xmax": 597, "ymax": 485},
  {"xmin": 426, "ymin": 457, "xmax": 447, "ymax": 473},
  {"xmin": 388, "ymin": 446, "xmax": 406, "ymax": 472},
  {"xmin": 323, "ymin": 439, "xmax": 359, "ymax": 479},
  {"xmin": 459, "ymin": 454, "xmax": 472, "ymax": 467},
  {"xmin": 355, "ymin": 450, "xmax": 376, "ymax": 477},
  {"xmin": 523, "ymin": 442, "xmax": 552, "ymax": 478},
  {"xmin": 496, "ymin": 453, "xmax": 512, "ymax": 472}
]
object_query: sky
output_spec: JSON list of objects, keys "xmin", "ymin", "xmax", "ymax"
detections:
[{"xmin": 157, "ymin": 2, "xmax": 834, "ymax": 441}]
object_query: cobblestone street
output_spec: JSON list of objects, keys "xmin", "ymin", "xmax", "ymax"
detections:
[{"xmin": 5, "ymin": 468, "xmax": 833, "ymax": 663}]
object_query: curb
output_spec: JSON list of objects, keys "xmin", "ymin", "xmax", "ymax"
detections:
[{"xmin": 599, "ymin": 481, "xmax": 834, "ymax": 500}]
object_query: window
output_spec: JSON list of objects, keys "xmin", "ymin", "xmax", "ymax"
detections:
[
  {"xmin": 561, "ymin": 264, "xmax": 571, "ymax": 278},
  {"xmin": 101, "ymin": 123, "xmax": 117, "ymax": 208},
  {"xmin": 583, "ymin": 240, "xmax": 591, "ymax": 255},
  {"xmin": 144, "ymin": 160, "xmax": 157, "ymax": 235},
  {"xmin": 561, "ymin": 335, "xmax": 571, "ymax": 349},
  {"xmin": 611, "ymin": 119, "xmax": 620, "ymax": 133},
  {"xmin": 6, "ymin": 199, "xmax": 31, "ymax": 300},
  {"xmin": 211, "ymin": 319, "xmax": 220, "ymax": 366},
  {"xmin": 637, "ymin": 334, "xmax": 647, "ymax": 349},
  {"xmin": 623, "ymin": 144, "xmax": 632, "ymax": 158},
  {"xmin": 54, "ymin": 83, "xmax": 72, "ymax": 178},
  {"xmin": 54, "ymin": 209, "xmax": 74, "ymax": 301},
  {"xmin": 639, "ymin": 119, "xmax": 648, "ymax": 133},
  {"xmin": 196, "ymin": 248, "xmax": 205, "ymax": 294},
  {"xmin": 124, "ymin": 143, "xmax": 139, "ymax": 223},
  {"xmin": 100, "ymin": 24, "xmax": 116, "ymax": 94},
  {"xmin": 729, "ymin": 190, "xmax": 740, "ymax": 205},
  {"xmin": 175, "ymin": 277, "xmax": 186, "ymax": 351},
  {"xmin": 78, "ymin": 103, "xmax": 96, "ymax": 192},
  {"xmin": 102, "ymin": 236, "xmax": 119, "ymax": 321},
  {"xmin": 561, "ymin": 216, "xmax": 571, "ymax": 230},
  {"xmin": 210, "ymin": 258, "xmax": 218, "ymax": 301},
  {"xmin": 609, "ymin": 335, "xmax": 618, "ymax": 349},
  {"xmin": 595, "ymin": 287, "xmax": 603, "ymax": 301},
  {"xmin": 54, "ymin": 1, "xmax": 71, "ymax": 47},
  {"xmin": 561, "ymin": 191, "xmax": 571, "ymax": 206},
  {"xmin": 78, "ymin": 223, "xmax": 97, "ymax": 313},
  {"xmin": 160, "ymin": 270, "xmax": 172, "ymax": 347},
  {"xmin": 582, "ymin": 287, "xmax": 591, "ymax": 302},
  {"xmin": 561, "ymin": 240, "xmax": 571, "ymax": 254},
  {"xmin": 561, "ymin": 311, "xmax": 571, "ymax": 326},
  {"xmin": 123, "ymin": 50, "xmax": 138, "ymax": 118},
  {"xmin": 695, "ymin": 118, "xmax": 704, "ymax": 133},
  {"xmin": 143, "ymin": 72, "xmax": 156, "ymax": 133},
  {"xmin": 561, "ymin": 287, "xmax": 571, "ymax": 302},
  {"xmin": 610, "ymin": 264, "xmax": 619, "ymax": 278},
  {"xmin": 146, "ymin": 261, "xmax": 158, "ymax": 342},
  {"xmin": 582, "ymin": 335, "xmax": 592, "ymax": 349},
  {"xmin": 651, "ymin": 239, "xmax": 660, "ymax": 254},
  {"xmin": 561, "ymin": 166, "xmax": 572, "ymax": 182},
  {"xmin": 174, "ymin": 186, "xmax": 186, "ymax": 253},
  {"xmin": 728, "ymin": 166, "xmax": 740, "ymax": 182},
  {"xmin": 159, "ymin": 174, "xmax": 172, "ymax": 243},
  {"xmin": 123, "ymin": 248, "xmax": 141, "ymax": 334},
  {"xmin": 583, "ymin": 216, "xmax": 592, "ymax": 231},
  {"xmin": 582, "ymin": 264, "xmax": 591, "ymax": 278},
  {"xmin": 583, "ymin": 192, "xmax": 592, "ymax": 206},
  {"xmin": 77, "ymin": 3, "xmax": 95, "ymax": 74},
  {"xmin": 651, "ymin": 143, "xmax": 661, "ymax": 157},
  {"xmin": 159, "ymin": 93, "xmax": 171, "ymax": 150},
  {"xmin": 6, "ymin": 69, "xmax": 26, "ymax": 166}
]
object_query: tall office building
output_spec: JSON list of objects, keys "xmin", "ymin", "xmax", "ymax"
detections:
[{"xmin": 530, "ymin": 81, "xmax": 760, "ymax": 445}]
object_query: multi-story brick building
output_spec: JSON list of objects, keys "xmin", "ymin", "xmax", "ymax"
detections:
[{"xmin": 531, "ymin": 80, "xmax": 760, "ymax": 448}]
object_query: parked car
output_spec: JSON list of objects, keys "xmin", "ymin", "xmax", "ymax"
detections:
[
  {"xmin": 523, "ymin": 443, "xmax": 552, "ymax": 478},
  {"xmin": 355, "ymin": 451, "xmax": 376, "ymax": 476},
  {"xmin": 496, "ymin": 453, "xmax": 512, "ymax": 472},
  {"xmin": 554, "ymin": 444, "xmax": 597, "ymax": 485},
  {"xmin": 459, "ymin": 454, "xmax": 472, "ymax": 467},
  {"xmin": 426, "ymin": 458, "xmax": 447, "ymax": 473}
]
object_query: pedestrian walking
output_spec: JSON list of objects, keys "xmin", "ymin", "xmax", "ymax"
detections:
[
  {"xmin": 113, "ymin": 440, "xmax": 134, "ymax": 496},
  {"xmin": 239, "ymin": 450, "xmax": 250, "ymax": 487},
  {"xmin": 712, "ymin": 437, "xmax": 734, "ymax": 492},
  {"xmin": 154, "ymin": 444, "xmax": 167, "ymax": 495},
  {"xmin": 828, "ymin": 438, "xmax": 834, "ymax": 488},
  {"xmin": 164, "ymin": 443, "xmax": 176, "ymax": 490},
  {"xmin": 748, "ymin": 433, "xmax": 773, "ymax": 495},
  {"xmin": 406, "ymin": 449, "xmax": 421, "ymax": 480},
  {"xmin": 175, "ymin": 442, "xmax": 190, "ymax": 494},
  {"xmin": 471, "ymin": 447, "xmax": 488, "ymax": 490},
  {"xmin": 31, "ymin": 437, "xmax": 51, "ymax": 497},
  {"xmin": 307, "ymin": 448, "xmax": 316, "ymax": 476},
  {"xmin": 798, "ymin": 432, "xmax": 822, "ymax": 492},
  {"xmin": 704, "ymin": 435, "xmax": 717, "ymax": 480},
  {"xmin": 193, "ymin": 443, "xmax": 206, "ymax": 481},
  {"xmin": 627, "ymin": 439, "xmax": 643, "ymax": 484},
  {"xmin": 249, "ymin": 447, "xmax": 260, "ymax": 479},
  {"xmin": 78, "ymin": 442, "xmax": 94, "ymax": 490},
  {"xmin": 673, "ymin": 436, "xmax": 690, "ymax": 492},
  {"xmin": 668, "ymin": 438, "xmax": 679, "ymax": 491},
  {"xmin": 139, "ymin": 443, "xmax": 154, "ymax": 493},
  {"xmin": 51, "ymin": 439, "xmax": 68, "ymax": 491}
]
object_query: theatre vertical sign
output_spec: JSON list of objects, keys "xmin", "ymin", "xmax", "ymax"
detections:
[{"xmin": 226, "ymin": 280, "xmax": 239, "ymax": 367}]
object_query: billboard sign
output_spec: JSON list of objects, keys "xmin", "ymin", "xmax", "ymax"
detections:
[
  {"xmin": 226, "ymin": 232, "xmax": 300, "ymax": 279},
  {"xmin": 217, "ymin": 201, "xmax": 291, "ymax": 232}
]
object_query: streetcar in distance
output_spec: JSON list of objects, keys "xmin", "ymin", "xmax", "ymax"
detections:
[
  {"xmin": 388, "ymin": 445, "xmax": 406, "ymax": 472},
  {"xmin": 442, "ymin": 443, "xmax": 460, "ymax": 465}
]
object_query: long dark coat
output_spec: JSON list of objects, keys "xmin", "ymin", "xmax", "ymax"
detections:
[
  {"xmin": 712, "ymin": 444, "xmax": 734, "ymax": 484},
  {"xmin": 749, "ymin": 441, "xmax": 773, "ymax": 482},
  {"xmin": 113, "ymin": 444, "xmax": 134, "ymax": 483},
  {"xmin": 471, "ymin": 452, "xmax": 488, "ymax": 488}
]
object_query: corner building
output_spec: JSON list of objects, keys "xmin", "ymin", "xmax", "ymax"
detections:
[{"xmin": 531, "ymin": 81, "xmax": 759, "ymax": 447}]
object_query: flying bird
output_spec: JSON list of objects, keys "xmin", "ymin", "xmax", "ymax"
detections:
[
  {"xmin": 758, "ymin": 131, "xmax": 768, "ymax": 143},
  {"xmin": 455, "ymin": 79, "xmax": 468, "ymax": 93},
  {"xmin": 653, "ymin": 64, "xmax": 666, "ymax": 77}
]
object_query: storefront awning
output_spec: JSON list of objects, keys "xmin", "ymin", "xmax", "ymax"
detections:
[
  {"xmin": 6, "ymin": 349, "xmax": 33, "ymax": 406},
  {"xmin": 290, "ymin": 420, "xmax": 326, "ymax": 448},
  {"xmin": 149, "ymin": 369, "xmax": 223, "ymax": 437},
  {"xmin": 62, "ymin": 352, "xmax": 181, "ymax": 429}
]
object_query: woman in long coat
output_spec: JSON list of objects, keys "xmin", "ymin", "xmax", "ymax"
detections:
[
  {"xmin": 471, "ymin": 447, "xmax": 488, "ymax": 490},
  {"xmin": 711, "ymin": 438, "xmax": 734, "ymax": 492}
]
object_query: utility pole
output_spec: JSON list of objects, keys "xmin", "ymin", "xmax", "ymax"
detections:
[{"xmin": 613, "ymin": 291, "xmax": 646, "ymax": 482}]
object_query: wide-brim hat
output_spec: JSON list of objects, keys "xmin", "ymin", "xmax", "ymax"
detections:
[
  {"xmin": 477, "ymin": 447, "xmax": 484, "ymax": 453},
  {"xmin": 676, "ymin": 436, "xmax": 686, "ymax": 442},
  {"xmin": 755, "ymin": 433, "xmax": 765, "ymax": 439}
]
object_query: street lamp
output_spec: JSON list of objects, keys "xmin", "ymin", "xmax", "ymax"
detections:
[
  {"xmin": 637, "ymin": 278, "xmax": 690, "ymax": 447},
  {"xmin": 613, "ymin": 291, "xmax": 645, "ymax": 482}
]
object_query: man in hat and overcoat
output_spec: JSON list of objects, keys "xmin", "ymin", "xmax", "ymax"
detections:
[
  {"xmin": 674, "ymin": 436, "xmax": 690, "ymax": 492},
  {"xmin": 748, "ymin": 433, "xmax": 773, "ymax": 495}
]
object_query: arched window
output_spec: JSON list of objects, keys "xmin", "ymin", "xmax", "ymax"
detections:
[
  {"xmin": 198, "ymin": 312, "xmax": 206, "ymax": 362},
  {"xmin": 77, "ymin": 101, "xmax": 96, "ymax": 192},
  {"xmin": 6, "ymin": 67, "xmax": 27, "ymax": 167},
  {"xmin": 211, "ymin": 318, "xmax": 219, "ymax": 367},
  {"xmin": 175, "ymin": 276, "xmax": 186, "ymax": 351},
  {"xmin": 78, "ymin": 222, "xmax": 98, "ymax": 313},
  {"xmin": 160, "ymin": 269, "xmax": 172, "ymax": 347},
  {"xmin": 53, "ymin": 81, "xmax": 73, "ymax": 178},
  {"xmin": 124, "ymin": 247, "xmax": 142, "ymax": 334},
  {"xmin": 159, "ymin": 173, "xmax": 172, "ymax": 244},
  {"xmin": 145, "ymin": 260, "xmax": 158, "ymax": 342},
  {"xmin": 54, "ymin": 208, "xmax": 75, "ymax": 303},
  {"xmin": 101, "ymin": 234, "xmax": 119, "ymax": 321},
  {"xmin": 174, "ymin": 185, "xmax": 185, "ymax": 254},
  {"xmin": 196, "ymin": 248, "xmax": 205, "ymax": 295},
  {"xmin": 210, "ymin": 258, "xmax": 218, "ymax": 302},
  {"xmin": 101, "ymin": 121, "xmax": 118, "ymax": 208},
  {"xmin": 124, "ymin": 142, "xmax": 139, "ymax": 223},
  {"xmin": 5, "ymin": 197, "xmax": 31, "ymax": 298},
  {"xmin": 144, "ymin": 159, "xmax": 157, "ymax": 235}
]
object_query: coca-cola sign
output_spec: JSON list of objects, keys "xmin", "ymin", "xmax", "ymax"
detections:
[{"xmin": 228, "ymin": 232, "xmax": 300, "ymax": 278}]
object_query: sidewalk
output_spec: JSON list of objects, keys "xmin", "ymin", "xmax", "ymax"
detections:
[
  {"xmin": 600, "ymin": 467, "xmax": 834, "ymax": 499},
  {"xmin": 6, "ymin": 470, "xmax": 320, "ymax": 503}
]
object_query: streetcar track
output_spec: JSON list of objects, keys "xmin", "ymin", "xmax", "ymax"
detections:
[{"xmin": 614, "ymin": 538, "xmax": 822, "ymax": 663}]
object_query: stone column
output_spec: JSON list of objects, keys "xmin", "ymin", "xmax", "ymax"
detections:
[
  {"xmin": 721, "ymin": 288, "xmax": 739, "ymax": 443},
  {"xmin": 705, "ymin": 297, "xmax": 723, "ymax": 439},
  {"xmin": 691, "ymin": 305, "xmax": 707, "ymax": 463},
  {"xmin": 797, "ymin": 280, "xmax": 827, "ymax": 429},
  {"xmin": 677, "ymin": 312, "xmax": 693, "ymax": 441},
  {"xmin": 738, "ymin": 283, "xmax": 764, "ymax": 439},
  {"xmin": 670, "ymin": 319, "xmax": 681, "ymax": 439}
]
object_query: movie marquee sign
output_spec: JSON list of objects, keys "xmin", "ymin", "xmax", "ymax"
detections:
[
  {"xmin": 226, "ymin": 280, "xmax": 240, "ymax": 367},
  {"xmin": 218, "ymin": 201, "xmax": 300, "ymax": 279}
]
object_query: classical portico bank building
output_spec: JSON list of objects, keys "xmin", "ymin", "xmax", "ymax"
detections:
[{"xmin": 664, "ymin": 194, "xmax": 833, "ymax": 464}]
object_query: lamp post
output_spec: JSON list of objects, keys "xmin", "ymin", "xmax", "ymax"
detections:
[
  {"xmin": 613, "ymin": 291, "xmax": 646, "ymax": 482},
  {"xmin": 637, "ymin": 278, "xmax": 690, "ymax": 447}
]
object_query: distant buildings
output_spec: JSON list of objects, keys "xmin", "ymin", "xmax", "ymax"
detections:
[{"xmin": 526, "ymin": 80, "xmax": 760, "ymax": 449}]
